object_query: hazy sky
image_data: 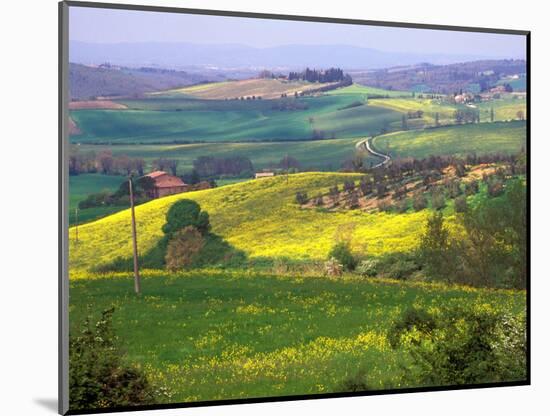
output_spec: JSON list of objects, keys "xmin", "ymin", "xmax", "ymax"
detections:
[{"xmin": 69, "ymin": 6, "xmax": 526, "ymax": 58}]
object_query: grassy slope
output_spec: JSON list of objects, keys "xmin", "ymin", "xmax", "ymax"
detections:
[
  {"xmin": 368, "ymin": 98, "xmax": 461, "ymax": 124},
  {"xmin": 69, "ymin": 173, "xmax": 428, "ymax": 272},
  {"xmin": 373, "ymin": 121, "xmax": 526, "ymax": 159},
  {"xmin": 69, "ymin": 174, "xmax": 124, "ymax": 224},
  {"xmin": 70, "ymin": 269, "xmax": 525, "ymax": 402},
  {"xmin": 327, "ymin": 84, "xmax": 411, "ymax": 97},
  {"xmin": 76, "ymin": 138, "xmax": 375, "ymax": 174},
  {"xmin": 477, "ymin": 97, "xmax": 527, "ymax": 121},
  {"xmin": 153, "ymin": 79, "xmax": 335, "ymax": 100},
  {"xmin": 69, "ymin": 95, "xmax": 402, "ymax": 144}
]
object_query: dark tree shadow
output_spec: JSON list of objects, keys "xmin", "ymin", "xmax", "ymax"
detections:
[{"xmin": 93, "ymin": 232, "xmax": 246, "ymax": 273}]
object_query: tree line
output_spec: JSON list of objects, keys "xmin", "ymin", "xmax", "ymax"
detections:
[
  {"xmin": 69, "ymin": 148, "xmax": 146, "ymax": 176},
  {"xmin": 192, "ymin": 155, "xmax": 254, "ymax": 178},
  {"xmin": 288, "ymin": 67, "xmax": 348, "ymax": 83},
  {"xmin": 69, "ymin": 148, "xmax": 185, "ymax": 177}
]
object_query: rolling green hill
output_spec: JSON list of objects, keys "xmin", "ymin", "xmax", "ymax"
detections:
[
  {"xmin": 76, "ymin": 137, "xmax": 377, "ymax": 175},
  {"xmin": 69, "ymin": 94, "xmax": 403, "ymax": 144},
  {"xmin": 327, "ymin": 83, "xmax": 411, "ymax": 97},
  {"xmin": 477, "ymin": 97, "xmax": 527, "ymax": 122},
  {"xmin": 368, "ymin": 97, "xmax": 460, "ymax": 125},
  {"xmin": 373, "ymin": 121, "xmax": 526, "ymax": 160},
  {"xmin": 69, "ymin": 173, "xmax": 429, "ymax": 272}
]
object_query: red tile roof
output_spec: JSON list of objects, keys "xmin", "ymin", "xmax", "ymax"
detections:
[
  {"xmin": 145, "ymin": 170, "xmax": 167, "ymax": 179},
  {"xmin": 144, "ymin": 171, "xmax": 186, "ymax": 188}
]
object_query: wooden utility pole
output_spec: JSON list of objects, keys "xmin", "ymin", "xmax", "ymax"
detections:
[
  {"xmin": 75, "ymin": 207, "xmax": 79, "ymax": 244},
  {"xmin": 128, "ymin": 177, "xmax": 141, "ymax": 295},
  {"xmin": 285, "ymin": 153, "xmax": 289, "ymax": 185}
]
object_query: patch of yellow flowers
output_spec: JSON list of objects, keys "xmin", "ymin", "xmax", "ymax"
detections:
[{"xmin": 69, "ymin": 172, "xmax": 429, "ymax": 273}]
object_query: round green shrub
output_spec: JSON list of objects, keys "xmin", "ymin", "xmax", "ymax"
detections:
[
  {"xmin": 162, "ymin": 199, "xmax": 210, "ymax": 238},
  {"xmin": 328, "ymin": 242, "xmax": 357, "ymax": 271}
]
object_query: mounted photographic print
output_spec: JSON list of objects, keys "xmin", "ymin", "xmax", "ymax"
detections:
[{"xmin": 59, "ymin": 1, "xmax": 530, "ymax": 414}]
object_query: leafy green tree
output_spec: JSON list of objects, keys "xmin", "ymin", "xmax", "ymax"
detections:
[
  {"xmin": 464, "ymin": 179, "xmax": 526, "ymax": 288},
  {"xmin": 412, "ymin": 193, "xmax": 428, "ymax": 211},
  {"xmin": 295, "ymin": 191, "xmax": 308, "ymax": 205},
  {"xmin": 328, "ymin": 242, "xmax": 357, "ymax": 271},
  {"xmin": 189, "ymin": 169, "xmax": 201, "ymax": 184},
  {"xmin": 454, "ymin": 195, "xmax": 468, "ymax": 213},
  {"xmin": 431, "ymin": 189, "xmax": 446, "ymax": 210},
  {"xmin": 418, "ymin": 212, "xmax": 456, "ymax": 282},
  {"xmin": 162, "ymin": 200, "xmax": 210, "ymax": 239},
  {"xmin": 502, "ymin": 180, "xmax": 527, "ymax": 288}
]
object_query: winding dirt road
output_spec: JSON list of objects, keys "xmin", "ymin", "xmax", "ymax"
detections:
[{"xmin": 356, "ymin": 137, "xmax": 391, "ymax": 168}]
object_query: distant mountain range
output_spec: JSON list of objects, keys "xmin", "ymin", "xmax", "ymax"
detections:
[
  {"xmin": 69, "ymin": 41, "xmax": 512, "ymax": 70},
  {"xmin": 350, "ymin": 60, "xmax": 527, "ymax": 94}
]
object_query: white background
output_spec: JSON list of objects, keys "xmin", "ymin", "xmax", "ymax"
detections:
[{"xmin": 1, "ymin": 0, "xmax": 548, "ymax": 415}]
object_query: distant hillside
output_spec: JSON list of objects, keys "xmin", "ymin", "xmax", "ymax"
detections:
[
  {"xmin": 351, "ymin": 60, "xmax": 527, "ymax": 94},
  {"xmin": 69, "ymin": 41, "xmax": 500, "ymax": 70},
  {"xmin": 69, "ymin": 63, "xmax": 216, "ymax": 100},
  {"xmin": 156, "ymin": 78, "xmax": 340, "ymax": 100}
]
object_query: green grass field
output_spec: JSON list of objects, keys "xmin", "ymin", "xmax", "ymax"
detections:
[
  {"xmin": 477, "ymin": 97, "xmax": 527, "ymax": 122},
  {"xmin": 373, "ymin": 121, "xmax": 526, "ymax": 160},
  {"xmin": 69, "ymin": 174, "xmax": 124, "ymax": 225},
  {"xmin": 368, "ymin": 97, "xmax": 462, "ymax": 125},
  {"xmin": 76, "ymin": 137, "xmax": 377, "ymax": 175},
  {"xmin": 70, "ymin": 269, "xmax": 525, "ymax": 403},
  {"xmin": 327, "ymin": 84, "xmax": 411, "ymax": 98},
  {"xmin": 69, "ymin": 94, "xmax": 403, "ymax": 144}
]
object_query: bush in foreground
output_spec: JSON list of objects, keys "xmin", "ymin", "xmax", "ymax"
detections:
[
  {"xmin": 388, "ymin": 306, "xmax": 527, "ymax": 386},
  {"xmin": 165, "ymin": 226, "xmax": 205, "ymax": 271},
  {"xmin": 356, "ymin": 259, "xmax": 380, "ymax": 278},
  {"xmin": 339, "ymin": 369, "xmax": 371, "ymax": 392},
  {"xmin": 328, "ymin": 242, "xmax": 357, "ymax": 271},
  {"xmin": 69, "ymin": 308, "xmax": 162, "ymax": 411}
]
